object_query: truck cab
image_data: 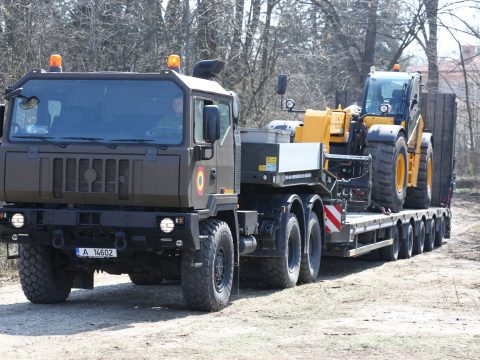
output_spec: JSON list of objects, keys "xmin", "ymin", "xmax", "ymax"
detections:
[{"xmin": 0, "ymin": 55, "xmax": 240, "ymax": 311}]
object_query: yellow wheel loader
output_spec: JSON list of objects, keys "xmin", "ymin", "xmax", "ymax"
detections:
[{"xmin": 275, "ymin": 66, "xmax": 433, "ymax": 212}]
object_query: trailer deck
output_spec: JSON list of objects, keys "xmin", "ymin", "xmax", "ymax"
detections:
[{"xmin": 326, "ymin": 207, "xmax": 450, "ymax": 257}]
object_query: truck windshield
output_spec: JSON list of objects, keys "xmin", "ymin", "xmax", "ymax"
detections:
[
  {"xmin": 363, "ymin": 75, "xmax": 410, "ymax": 116},
  {"xmin": 9, "ymin": 79, "xmax": 184, "ymax": 145}
]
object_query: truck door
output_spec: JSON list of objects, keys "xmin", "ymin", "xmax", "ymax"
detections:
[{"xmin": 215, "ymin": 100, "xmax": 235, "ymax": 194}]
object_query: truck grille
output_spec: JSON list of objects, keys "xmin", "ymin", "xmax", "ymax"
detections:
[{"xmin": 53, "ymin": 158, "xmax": 129, "ymax": 199}]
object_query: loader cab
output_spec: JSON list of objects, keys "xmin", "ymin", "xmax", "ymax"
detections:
[{"xmin": 362, "ymin": 71, "xmax": 420, "ymax": 126}]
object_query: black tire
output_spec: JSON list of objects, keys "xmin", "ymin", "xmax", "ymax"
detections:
[
  {"xmin": 399, "ymin": 223, "xmax": 414, "ymax": 259},
  {"xmin": 181, "ymin": 219, "xmax": 234, "ymax": 311},
  {"xmin": 128, "ymin": 269, "xmax": 163, "ymax": 285},
  {"xmin": 424, "ymin": 218, "xmax": 435, "ymax": 252},
  {"xmin": 405, "ymin": 143, "xmax": 433, "ymax": 209},
  {"xmin": 380, "ymin": 225, "xmax": 400, "ymax": 261},
  {"xmin": 365, "ymin": 135, "xmax": 408, "ymax": 212},
  {"xmin": 298, "ymin": 213, "xmax": 322, "ymax": 284},
  {"xmin": 19, "ymin": 244, "xmax": 73, "ymax": 303},
  {"xmin": 260, "ymin": 214, "xmax": 301, "ymax": 289},
  {"xmin": 413, "ymin": 220, "xmax": 426, "ymax": 255},
  {"xmin": 434, "ymin": 216, "xmax": 444, "ymax": 247}
]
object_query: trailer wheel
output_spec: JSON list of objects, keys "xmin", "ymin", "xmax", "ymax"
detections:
[
  {"xmin": 366, "ymin": 135, "xmax": 408, "ymax": 212},
  {"xmin": 424, "ymin": 219, "xmax": 435, "ymax": 252},
  {"xmin": 19, "ymin": 244, "xmax": 73, "ymax": 303},
  {"xmin": 413, "ymin": 220, "xmax": 426, "ymax": 255},
  {"xmin": 380, "ymin": 225, "xmax": 400, "ymax": 261},
  {"xmin": 434, "ymin": 216, "xmax": 444, "ymax": 247},
  {"xmin": 298, "ymin": 213, "xmax": 322, "ymax": 284},
  {"xmin": 181, "ymin": 219, "xmax": 234, "ymax": 311},
  {"xmin": 128, "ymin": 268, "xmax": 163, "ymax": 285},
  {"xmin": 405, "ymin": 143, "xmax": 433, "ymax": 209},
  {"xmin": 399, "ymin": 223, "xmax": 414, "ymax": 259},
  {"xmin": 260, "ymin": 214, "xmax": 301, "ymax": 288}
]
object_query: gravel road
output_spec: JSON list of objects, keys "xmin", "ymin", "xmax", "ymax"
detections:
[{"xmin": 0, "ymin": 194, "xmax": 479, "ymax": 359}]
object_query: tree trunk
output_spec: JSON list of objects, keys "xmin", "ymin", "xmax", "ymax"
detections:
[{"xmin": 424, "ymin": 0, "xmax": 439, "ymax": 92}]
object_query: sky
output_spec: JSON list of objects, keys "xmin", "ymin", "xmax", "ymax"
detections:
[{"xmin": 405, "ymin": 0, "xmax": 479, "ymax": 62}]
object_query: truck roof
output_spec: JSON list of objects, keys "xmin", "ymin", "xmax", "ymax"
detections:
[{"xmin": 7, "ymin": 68, "xmax": 231, "ymax": 98}]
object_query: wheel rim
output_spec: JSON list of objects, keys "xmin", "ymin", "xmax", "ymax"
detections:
[
  {"xmin": 393, "ymin": 229, "xmax": 400, "ymax": 257},
  {"xmin": 427, "ymin": 158, "xmax": 433, "ymax": 193},
  {"xmin": 287, "ymin": 233, "xmax": 299, "ymax": 272},
  {"xmin": 408, "ymin": 226, "xmax": 414, "ymax": 254},
  {"xmin": 214, "ymin": 245, "xmax": 227, "ymax": 292},
  {"xmin": 396, "ymin": 153, "xmax": 406, "ymax": 193}
]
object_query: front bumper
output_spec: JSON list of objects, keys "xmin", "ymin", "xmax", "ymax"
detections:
[{"xmin": 0, "ymin": 207, "xmax": 200, "ymax": 252}]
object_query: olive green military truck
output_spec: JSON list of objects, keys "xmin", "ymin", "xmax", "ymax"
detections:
[{"xmin": 0, "ymin": 55, "xmax": 452, "ymax": 311}]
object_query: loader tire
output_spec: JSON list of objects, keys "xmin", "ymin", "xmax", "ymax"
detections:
[
  {"xmin": 365, "ymin": 135, "xmax": 408, "ymax": 213},
  {"xmin": 19, "ymin": 244, "xmax": 73, "ymax": 303},
  {"xmin": 260, "ymin": 214, "xmax": 301, "ymax": 289},
  {"xmin": 128, "ymin": 269, "xmax": 163, "ymax": 285},
  {"xmin": 298, "ymin": 213, "xmax": 322, "ymax": 284},
  {"xmin": 405, "ymin": 143, "xmax": 433, "ymax": 209},
  {"xmin": 181, "ymin": 219, "xmax": 234, "ymax": 311}
]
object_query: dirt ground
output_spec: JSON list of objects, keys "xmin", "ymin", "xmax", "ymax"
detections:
[{"xmin": 0, "ymin": 194, "xmax": 479, "ymax": 359}]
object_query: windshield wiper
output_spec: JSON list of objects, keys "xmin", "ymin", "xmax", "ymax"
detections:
[
  {"xmin": 59, "ymin": 136, "xmax": 105, "ymax": 143},
  {"xmin": 109, "ymin": 138, "xmax": 154, "ymax": 143},
  {"xmin": 12, "ymin": 135, "xmax": 67, "ymax": 148}
]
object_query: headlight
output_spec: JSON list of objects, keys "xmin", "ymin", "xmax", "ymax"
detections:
[
  {"xmin": 379, "ymin": 103, "xmax": 391, "ymax": 113},
  {"xmin": 11, "ymin": 213, "xmax": 25, "ymax": 228},
  {"xmin": 160, "ymin": 218, "xmax": 175, "ymax": 233}
]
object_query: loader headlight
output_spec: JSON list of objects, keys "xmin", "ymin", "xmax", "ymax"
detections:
[
  {"xmin": 285, "ymin": 99, "xmax": 295, "ymax": 110},
  {"xmin": 160, "ymin": 217, "xmax": 175, "ymax": 233},
  {"xmin": 11, "ymin": 213, "xmax": 25, "ymax": 228},
  {"xmin": 379, "ymin": 103, "xmax": 391, "ymax": 113}
]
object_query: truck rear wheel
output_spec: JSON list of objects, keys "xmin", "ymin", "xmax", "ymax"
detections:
[
  {"xmin": 128, "ymin": 269, "xmax": 163, "ymax": 285},
  {"xmin": 399, "ymin": 223, "xmax": 414, "ymax": 259},
  {"xmin": 366, "ymin": 135, "xmax": 408, "ymax": 212},
  {"xmin": 260, "ymin": 214, "xmax": 301, "ymax": 288},
  {"xmin": 19, "ymin": 244, "xmax": 73, "ymax": 303},
  {"xmin": 405, "ymin": 143, "xmax": 433, "ymax": 209},
  {"xmin": 424, "ymin": 219, "xmax": 435, "ymax": 252},
  {"xmin": 380, "ymin": 225, "xmax": 400, "ymax": 261},
  {"xmin": 413, "ymin": 220, "xmax": 426, "ymax": 255},
  {"xmin": 181, "ymin": 219, "xmax": 234, "ymax": 311},
  {"xmin": 298, "ymin": 213, "xmax": 322, "ymax": 284},
  {"xmin": 434, "ymin": 216, "xmax": 444, "ymax": 247}
]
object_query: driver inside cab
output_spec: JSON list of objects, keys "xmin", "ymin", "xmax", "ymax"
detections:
[{"xmin": 146, "ymin": 95, "xmax": 183, "ymax": 139}]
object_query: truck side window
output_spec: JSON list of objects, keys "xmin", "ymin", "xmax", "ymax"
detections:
[
  {"xmin": 194, "ymin": 98, "xmax": 213, "ymax": 143},
  {"xmin": 218, "ymin": 102, "xmax": 230, "ymax": 142}
]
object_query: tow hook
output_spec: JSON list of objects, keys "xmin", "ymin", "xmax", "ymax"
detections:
[
  {"xmin": 52, "ymin": 228, "xmax": 65, "ymax": 249},
  {"xmin": 114, "ymin": 231, "xmax": 127, "ymax": 251}
]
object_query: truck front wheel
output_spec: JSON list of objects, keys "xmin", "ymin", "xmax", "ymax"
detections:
[
  {"xmin": 181, "ymin": 219, "xmax": 234, "ymax": 311},
  {"xmin": 19, "ymin": 244, "xmax": 73, "ymax": 303},
  {"xmin": 128, "ymin": 268, "xmax": 163, "ymax": 285}
]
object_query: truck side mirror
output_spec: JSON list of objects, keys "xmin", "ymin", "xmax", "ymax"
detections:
[
  {"xmin": 0, "ymin": 104, "xmax": 5, "ymax": 138},
  {"xmin": 230, "ymin": 91, "xmax": 240, "ymax": 125},
  {"xmin": 277, "ymin": 74, "xmax": 287, "ymax": 95},
  {"xmin": 410, "ymin": 97, "xmax": 418, "ymax": 110},
  {"xmin": 203, "ymin": 105, "xmax": 220, "ymax": 143}
]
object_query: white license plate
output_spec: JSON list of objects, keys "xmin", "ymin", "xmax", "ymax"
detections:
[{"xmin": 76, "ymin": 248, "xmax": 117, "ymax": 258}]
